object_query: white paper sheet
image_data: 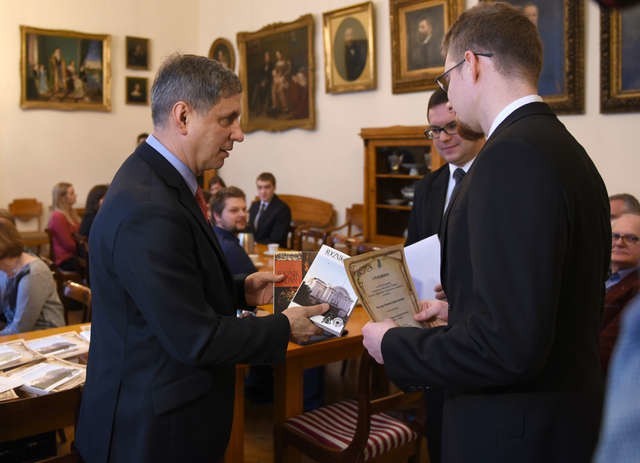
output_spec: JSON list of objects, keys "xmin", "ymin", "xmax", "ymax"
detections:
[{"xmin": 405, "ymin": 234, "xmax": 441, "ymax": 301}]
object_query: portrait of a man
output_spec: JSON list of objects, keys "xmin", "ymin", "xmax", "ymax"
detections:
[
  {"xmin": 406, "ymin": 5, "xmax": 444, "ymax": 71},
  {"xmin": 126, "ymin": 36, "xmax": 149, "ymax": 70},
  {"xmin": 334, "ymin": 17, "xmax": 368, "ymax": 82}
]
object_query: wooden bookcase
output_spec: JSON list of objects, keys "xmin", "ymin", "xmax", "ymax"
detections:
[{"xmin": 360, "ymin": 126, "xmax": 443, "ymax": 244}]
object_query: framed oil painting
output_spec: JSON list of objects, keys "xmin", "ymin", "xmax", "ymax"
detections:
[
  {"xmin": 390, "ymin": 0, "xmax": 463, "ymax": 94},
  {"xmin": 481, "ymin": 0, "xmax": 584, "ymax": 114},
  {"xmin": 601, "ymin": 3, "xmax": 640, "ymax": 113},
  {"xmin": 126, "ymin": 36, "xmax": 149, "ymax": 70},
  {"xmin": 20, "ymin": 25, "xmax": 111, "ymax": 111},
  {"xmin": 208, "ymin": 37, "xmax": 236, "ymax": 72},
  {"xmin": 237, "ymin": 14, "xmax": 315, "ymax": 133},
  {"xmin": 323, "ymin": 2, "xmax": 376, "ymax": 94},
  {"xmin": 126, "ymin": 76, "xmax": 148, "ymax": 105}
]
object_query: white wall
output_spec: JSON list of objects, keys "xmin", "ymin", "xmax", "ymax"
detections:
[
  {"xmin": 0, "ymin": 0, "xmax": 198, "ymax": 215},
  {"xmin": 199, "ymin": 0, "xmax": 640, "ymax": 224},
  {"xmin": 1, "ymin": 0, "xmax": 638, "ymax": 225}
]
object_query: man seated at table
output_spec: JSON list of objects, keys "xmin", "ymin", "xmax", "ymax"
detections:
[
  {"xmin": 249, "ymin": 172, "xmax": 291, "ymax": 248},
  {"xmin": 211, "ymin": 186, "xmax": 256, "ymax": 275},
  {"xmin": 602, "ymin": 212, "xmax": 640, "ymax": 372}
]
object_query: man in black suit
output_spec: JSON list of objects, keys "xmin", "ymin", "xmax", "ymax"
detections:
[
  {"xmin": 409, "ymin": 17, "xmax": 442, "ymax": 70},
  {"xmin": 363, "ymin": 3, "xmax": 610, "ymax": 462},
  {"xmin": 249, "ymin": 172, "xmax": 291, "ymax": 248},
  {"xmin": 405, "ymin": 88, "xmax": 483, "ymax": 463},
  {"xmin": 75, "ymin": 54, "xmax": 327, "ymax": 463},
  {"xmin": 406, "ymin": 88, "xmax": 483, "ymax": 246},
  {"xmin": 343, "ymin": 26, "xmax": 367, "ymax": 81}
]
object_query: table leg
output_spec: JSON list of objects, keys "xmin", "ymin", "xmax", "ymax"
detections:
[
  {"xmin": 223, "ymin": 365, "xmax": 246, "ymax": 463},
  {"xmin": 274, "ymin": 358, "xmax": 304, "ymax": 463}
]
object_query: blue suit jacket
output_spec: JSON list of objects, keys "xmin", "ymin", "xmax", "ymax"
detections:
[{"xmin": 76, "ymin": 142, "xmax": 290, "ymax": 462}]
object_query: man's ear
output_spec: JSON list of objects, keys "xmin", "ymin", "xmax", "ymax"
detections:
[{"xmin": 171, "ymin": 101, "xmax": 189, "ymax": 134}]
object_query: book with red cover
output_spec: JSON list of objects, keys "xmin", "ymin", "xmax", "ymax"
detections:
[{"xmin": 273, "ymin": 250, "xmax": 317, "ymax": 314}]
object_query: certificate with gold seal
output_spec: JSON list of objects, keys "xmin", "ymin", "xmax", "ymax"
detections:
[{"xmin": 344, "ymin": 244, "xmax": 423, "ymax": 328}]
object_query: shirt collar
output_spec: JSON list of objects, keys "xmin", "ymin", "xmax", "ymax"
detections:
[
  {"xmin": 448, "ymin": 157, "xmax": 476, "ymax": 176},
  {"xmin": 487, "ymin": 94, "xmax": 543, "ymax": 138},
  {"xmin": 146, "ymin": 134, "xmax": 198, "ymax": 195}
]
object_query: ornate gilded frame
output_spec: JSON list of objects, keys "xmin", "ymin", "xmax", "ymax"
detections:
[
  {"xmin": 600, "ymin": 4, "xmax": 640, "ymax": 113},
  {"xmin": 208, "ymin": 37, "xmax": 236, "ymax": 72},
  {"xmin": 323, "ymin": 1, "xmax": 376, "ymax": 94},
  {"xmin": 390, "ymin": 0, "xmax": 463, "ymax": 94},
  {"xmin": 20, "ymin": 25, "xmax": 111, "ymax": 111},
  {"xmin": 237, "ymin": 14, "xmax": 315, "ymax": 133}
]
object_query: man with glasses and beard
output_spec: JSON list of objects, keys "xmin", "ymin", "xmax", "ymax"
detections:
[{"xmin": 362, "ymin": 3, "xmax": 610, "ymax": 462}]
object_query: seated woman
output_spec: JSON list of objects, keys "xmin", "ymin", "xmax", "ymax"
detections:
[
  {"xmin": 79, "ymin": 184, "xmax": 108, "ymax": 239},
  {"xmin": 0, "ymin": 221, "xmax": 65, "ymax": 335},
  {"xmin": 48, "ymin": 182, "xmax": 82, "ymax": 272}
]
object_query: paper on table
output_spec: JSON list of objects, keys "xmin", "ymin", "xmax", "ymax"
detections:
[{"xmin": 404, "ymin": 234, "xmax": 441, "ymax": 301}]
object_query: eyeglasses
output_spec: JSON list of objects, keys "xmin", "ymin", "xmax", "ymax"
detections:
[
  {"xmin": 435, "ymin": 52, "xmax": 494, "ymax": 93},
  {"xmin": 424, "ymin": 121, "xmax": 458, "ymax": 140},
  {"xmin": 612, "ymin": 233, "xmax": 640, "ymax": 245}
]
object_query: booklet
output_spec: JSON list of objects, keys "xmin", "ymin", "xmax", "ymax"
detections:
[
  {"xmin": 273, "ymin": 250, "xmax": 317, "ymax": 314},
  {"xmin": 0, "ymin": 339, "xmax": 44, "ymax": 371},
  {"xmin": 26, "ymin": 331, "xmax": 90, "ymax": 359},
  {"xmin": 287, "ymin": 245, "xmax": 358, "ymax": 337},
  {"xmin": 7, "ymin": 357, "xmax": 86, "ymax": 395},
  {"xmin": 344, "ymin": 244, "xmax": 424, "ymax": 328},
  {"xmin": 404, "ymin": 234, "xmax": 441, "ymax": 300}
]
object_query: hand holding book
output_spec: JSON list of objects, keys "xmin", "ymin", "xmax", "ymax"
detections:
[{"xmin": 282, "ymin": 303, "xmax": 329, "ymax": 344}]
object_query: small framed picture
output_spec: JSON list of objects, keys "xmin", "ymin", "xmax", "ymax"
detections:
[
  {"xmin": 208, "ymin": 38, "xmax": 236, "ymax": 72},
  {"xmin": 323, "ymin": 2, "xmax": 376, "ymax": 94},
  {"xmin": 126, "ymin": 36, "xmax": 149, "ymax": 70},
  {"xmin": 125, "ymin": 76, "xmax": 148, "ymax": 105},
  {"xmin": 390, "ymin": 0, "xmax": 464, "ymax": 94}
]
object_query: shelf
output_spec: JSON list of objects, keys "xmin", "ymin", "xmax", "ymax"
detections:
[
  {"xmin": 377, "ymin": 204, "xmax": 412, "ymax": 211},
  {"xmin": 375, "ymin": 174, "xmax": 423, "ymax": 179}
]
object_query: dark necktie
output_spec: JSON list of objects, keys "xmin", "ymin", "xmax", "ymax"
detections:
[
  {"xmin": 195, "ymin": 186, "xmax": 209, "ymax": 222},
  {"xmin": 452, "ymin": 168, "xmax": 466, "ymax": 192},
  {"xmin": 254, "ymin": 202, "xmax": 266, "ymax": 230}
]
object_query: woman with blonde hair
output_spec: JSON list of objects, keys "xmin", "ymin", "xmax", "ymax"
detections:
[
  {"xmin": 0, "ymin": 220, "xmax": 64, "ymax": 334},
  {"xmin": 47, "ymin": 181, "xmax": 82, "ymax": 271}
]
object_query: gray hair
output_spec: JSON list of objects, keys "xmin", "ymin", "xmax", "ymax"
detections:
[
  {"xmin": 151, "ymin": 53, "xmax": 242, "ymax": 127},
  {"xmin": 610, "ymin": 193, "xmax": 640, "ymax": 214}
]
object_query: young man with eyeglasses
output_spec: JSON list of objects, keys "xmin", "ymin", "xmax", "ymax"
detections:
[
  {"xmin": 406, "ymin": 88, "xmax": 484, "ymax": 248},
  {"xmin": 363, "ymin": 3, "xmax": 610, "ymax": 462},
  {"xmin": 601, "ymin": 212, "xmax": 640, "ymax": 373}
]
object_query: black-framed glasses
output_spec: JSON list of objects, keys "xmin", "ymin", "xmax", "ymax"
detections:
[
  {"xmin": 435, "ymin": 52, "xmax": 494, "ymax": 93},
  {"xmin": 612, "ymin": 233, "xmax": 640, "ymax": 245},
  {"xmin": 424, "ymin": 121, "xmax": 458, "ymax": 140}
]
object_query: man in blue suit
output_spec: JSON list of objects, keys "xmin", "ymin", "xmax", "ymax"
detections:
[{"xmin": 75, "ymin": 54, "xmax": 327, "ymax": 463}]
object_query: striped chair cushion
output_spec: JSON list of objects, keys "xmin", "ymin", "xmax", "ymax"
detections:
[{"xmin": 283, "ymin": 399, "xmax": 418, "ymax": 461}]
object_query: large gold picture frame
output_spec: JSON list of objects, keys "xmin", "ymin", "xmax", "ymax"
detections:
[
  {"xmin": 20, "ymin": 25, "xmax": 111, "ymax": 111},
  {"xmin": 600, "ymin": 3, "xmax": 640, "ymax": 113},
  {"xmin": 323, "ymin": 1, "xmax": 376, "ymax": 94},
  {"xmin": 481, "ymin": 0, "xmax": 585, "ymax": 114},
  {"xmin": 237, "ymin": 14, "xmax": 315, "ymax": 133},
  {"xmin": 390, "ymin": 0, "xmax": 463, "ymax": 94}
]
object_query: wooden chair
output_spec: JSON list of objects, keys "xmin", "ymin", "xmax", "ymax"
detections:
[
  {"xmin": 63, "ymin": 281, "xmax": 92, "ymax": 323},
  {"xmin": 8, "ymin": 198, "xmax": 48, "ymax": 253},
  {"xmin": 0, "ymin": 387, "xmax": 83, "ymax": 462},
  {"xmin": 44, "ymin": 229, "xmax": 85, "ymax": 323},
  {"xmin": 325, "ymin": 204, "xmax": 365, "ymax": 255},
  {"xmin": 279, "ymin": 194, "xmax": 336, "ymax": 250},
  {"xmin": 274, "ymin": 351, "xmax": 424, "ymax": 463}
]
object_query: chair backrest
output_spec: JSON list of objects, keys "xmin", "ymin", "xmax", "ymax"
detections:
[
  {"xmin": 0, "ymin": 387, "xmax": 82, "ymax": 443},
  {"xmin": 279, "ymin": 194, "xmax": 336, "ymax": 229},
  {"xmin": 345, "ymin": 204, "xmax": 365, "ymax": 237},
  {"xmin": 8, "ymin": 198, "xmax": 43, "ymax": 231},
  {"xmin": 63, "ymin": 281, "xmax": 92, "ymax": 323}
]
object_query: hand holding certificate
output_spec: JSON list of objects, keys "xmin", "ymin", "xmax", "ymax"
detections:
[{"xmin": 345, "ymin": 244, "xmax": 432, "ymax": 328}]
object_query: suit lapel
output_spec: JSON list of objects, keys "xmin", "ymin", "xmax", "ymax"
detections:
[{"xmin": 137, "ymin": 144, "xmax": 228, "ymax": 266}]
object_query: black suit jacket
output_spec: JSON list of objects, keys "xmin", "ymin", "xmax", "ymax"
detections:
[
  {"xmin": 406, "ymin": 163, "xmax": 449, "ymax": 245},
  {"xmin": 249, "ymin": 194, "xmax": 291, "ymax": 247},
  {"xmin": 383, "ymin": 102, "xmax": 610, "ymax": 462},
  {"xmin": 75, "ymin": 143, "xmax": 290, "ymax": 462}
]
